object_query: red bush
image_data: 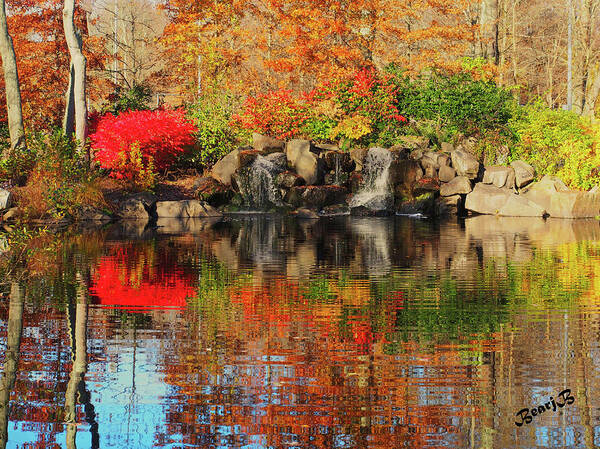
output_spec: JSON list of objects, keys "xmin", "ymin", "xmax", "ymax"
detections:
[{"xmin": 91, "ymin": 109, "xmax": 197, "ymax": 179}]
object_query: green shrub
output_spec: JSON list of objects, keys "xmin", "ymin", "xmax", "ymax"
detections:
[
  {"xmin": 185, "ymin": 92, "xmax": 249, "ymax": 168},
  {"xmin": 509, "ymin": 102, "xmax": 600, "ymax": 190},
  {"xmin": 387, "ymin": 66, "xmax": 516, "ymax": 139},
  {"xmin": 104, "ymin": 83, "xmax": 153, "ymax": 115}
]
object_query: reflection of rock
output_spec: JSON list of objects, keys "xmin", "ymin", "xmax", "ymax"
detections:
[{"xmin": 156, "ymin": 217, "xmax": 222, "ymax": 234}]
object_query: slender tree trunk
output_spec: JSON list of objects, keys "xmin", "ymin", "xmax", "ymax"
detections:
[
  {"xmin": 582, "ymin": 66, "xmax": 600, "ymax": 116},
  {"xmin": 0, "ymin": 0, "xmax": 25, "ymax": 155},
  {"xmin": 567, "ymin": 0, "xmax": 573, "ymax": 110},
  {"xmin": 63, "ymin": 0, "xmax": 89, "ymax": 163},
  {"xmin": 63, "ymin": 63, "xmax": 75, "ymax": 137},
  {"xmin": 480, "ymin": 0, "xmax": 499, "ymax": 63},
  {"xmin": 0, "ymin": 283, "xmax": 25, "ymax": 449}
]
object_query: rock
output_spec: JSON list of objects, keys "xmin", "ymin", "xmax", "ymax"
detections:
[
  {"xmin": 195, "ymin": 177, "xmax": 234, "ymax": 207},
  {"xmin": 451, "ymin": 149, "xmax": 480, "ymax": 179},
  {"xmin": 350, "ymin": 206, "xmax": 393, "ymax": 217},
  {"xmin": 410, "ymin": 149, "xmax": 424, "ymax": 160},
  {"xmin": 348, "ymin": 172, "xmax": 364, "ymax": 193},
  {"xmin": 413, "ymin": 177, "xmax": 440, "ymax": 196},
  {"xmin": 276, "ymin": 171, "xmax": 305, "ymax": 189},
  {"xmin": 510, "ymin": 160, "xmax": 536, "ymax": 188},
  {"xmin": 264, "ymin": 152, "xmax": 288, "ymax": 171},
  {"xmin": 438, "ymin": 165, "xmax": 456, "ymax": 182},
  {"xmin": 589, "ymin": 185, "xmax": 600, "ymax": 195},
  {"xmin": 118, "ymin": 196, "xmax": 152, "ymax": 220},
  {"xmin": 441, "ymin": 142, "xmax": 454, "ymax": 153},
  {"xmin": 441, "ymin": 194, "xmax": 461, "ymax": 207},
  {"xmin": 156, "ymin": 200, "xmax": 222, "ymax": 218},
  {"xmin": 2, "ymin": 207, "xmax": 20, "ymax": 221},
  {"xmin": 424, "ymin": 165, "xmax": 437, "ymax": 179},
  {"xmin": 482, "ymin": 166, "xmax": 515, "ymax": 189},
  {"xmin": 436, "ymin": 195, "xmax": 463, "ymax": 216},
  {"xmin": 212, "ymin": 149, "xmax": 240, "ymax": 185},
  {"xmin": 349, "ymin": 147, "xmax": 368, "ymax": 169},
  {"xmin": 296, "ymin": 208, "xmax": 320, "ymax": 219},
  {"xmin": 396, "ymin": 192, "xmax": 436, "ymax": 216},
  {"xmin": 465, "ymin": 183, "xmax": 546, "ymax": 217},
  {"xmin": 323, "ymin": 151, "xmax": 355, "ymax": 172},
  {"xmin": 0, "ymin": 188, "xmax": 13, "ymax": 211},
  {"xmin": 440, "ymin": 176, "xmax": 472, "ymax": 197},
  {"xmin": 324, "ymin": 172, "xmax": 349, "ymax": 186},
  {"xmin": 300, "ymin": 185, "xmax": 348, "ymax": 209},
  {"xmin": 522, "ymin": 175, "xmax": 600, "ymax": 218},
  {"xmin": 320, "ymin": 204, "xmax": 350, "ymax": 216},
  {"xmin": 315, "ymin": 143, "xmax": 339, "ymax": 152},
  {"xmin": 239, "ymin": 149, "xmax": 262, "ymax": 167},
  {"xmin": 420, "ymin": 154, "xmax": 439, "ymax": 171},
  {"xmin": 388, "ymin": 145, "xmax": 410, "ymax": 160},
  {"xmin": 389, "ymin": 159, "xmax": 423, "ymax": 187},
  {"xmin": 253, "ymin": 132, "xmax": 285, "ymax": 154},
  {"xmin": 286, "ymin": 139, "xmax": 323, "ymax": 185},
  {"xmin": 79, "ymin": 207, "xmax": 112, "ymax": 222},
  {"xmin": 437, "ymin": 154, "xmax": 451, "ymax": 167}
]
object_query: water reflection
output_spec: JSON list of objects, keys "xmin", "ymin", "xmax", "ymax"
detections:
[{"xmin": 1, "ymin": 215, "xmax": 600, "ymax": 448}]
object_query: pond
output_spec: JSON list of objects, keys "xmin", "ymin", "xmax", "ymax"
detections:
[{"xmin": 2, "ymin": 215, "xmax": 600, "ymax": 448}]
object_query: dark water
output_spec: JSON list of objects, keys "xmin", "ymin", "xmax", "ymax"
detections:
[{"xmin": 2, "ymin": 215, "xmax": 600, "ymax": 448}]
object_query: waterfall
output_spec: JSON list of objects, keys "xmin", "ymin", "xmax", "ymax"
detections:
[
  {"xmin": 350, "ymin": 147, "xmax": 394, "ymax": 211},
  {"xmin": 236, "ymin": 156, "xmax": 284, "ymax": 209}
]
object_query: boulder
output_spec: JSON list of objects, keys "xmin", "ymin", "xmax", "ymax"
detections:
[
  {"xmin": 300, "ymin": 185, "xmax": 348, "ymax": 209},
  {"xmin": 437, "ymin": 154, "xmax": 451, "ymax": 167},
  {"xmin": 194, "ymin": 177, "xmax": 233, "ymax": 207},
  {"xmin": 275, "ymin": 171, "xmax": 305, "ymax": 189},
  {"xmin": 350, "ymin": 206, "xmax": 393, "ymax": 217},
  {"xmin": 482, "ymin": 166, "xmax": 515, "ymax": 189},
  {"xmin": 438, "ymin": 165, "xmax": 456, "ymax": 183},
  {"xmin": 388, "ymin": 145, "xmax": 411, "ymax": 160},
  {"xmin": 252, "ymin": 132, "xmax": 285, "ymax": 154},
  {"xmin": 465, "ymin": 183, "xmax": 545, "ymax": 217},
  {"xmin": 118, "ymin": 195, "xmax": 153, "ymax": 220},
  {"xmin": 349, "ymin": 147, "xmax": 368, "ymax": 169},
  {"xmin": 510, "ymin": 160, "xmax": 535, "ymax": 188},
  {"xmin": 420, "ymin": 154, "xmax": 439, "ymax": 170},
  {"xmin": 348, "ymin": 172, "xmax": 364, "ymax": 193},
  {"xmin": 389, "ymin": 159, "xmax": 423, "ymax": 187},
  {"xmin": 320, "ymin": 204, "xmax": 350, "ymax": 216},
  {"xmin": 424, "ymin": 165, "xmax": 437, "ymax": 179},
  {"xmin": 286, "ymin": 139, "xmax": 323, "ymax": 185},
  {"xmin": 522, "ymin": 175, "xmax": 600, "ymax": 218},
  {"xmin": 451, "ymin": 149, "xmax": 480, "ymax": 179},
  {"xmin": 441, "ymin": 142, "xmax": 455, "ymax": 153},
  {"xmin": 239, "ymin": 149, "xmax": 262, "ymax": 167},
  {"xmin": 396, "ymin": 192, "xmax": 437, "ymax": 216},
  {"xmin": 0, "ymin": 188, "xmax": 13, "ymax": 211},
  {"xmin": 440, "ymin": 176, "xmax": 472, "ymax": 197},
  {"xmin": 156, "ymin": 200, "xmax": 222, "ymax": 218},
  {"xmin": 323, "ymin": 150, "xmax": 355, "ymax": 172},
  {"xmin": 212, "ymin": 149, "xmax": 240, "ymax": 185},
  {"xmin": 79, "ymin": 207, "xmax": 112, "ymax": 222},
  {"xmin": 413, "ymin": 177, "xmax": 440, "ymax": 196},
  {"xmin": 264, "ymin": 152, "xmax": 288, "ymax": 171}
]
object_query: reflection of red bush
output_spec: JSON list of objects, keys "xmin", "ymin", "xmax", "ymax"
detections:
[{"xmin": 90, "ymin": 246, "xmax": 196, "ymax": 311}]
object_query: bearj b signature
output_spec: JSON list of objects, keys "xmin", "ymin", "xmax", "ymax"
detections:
[{"xmin": 515, "ymin": 389, "xmax": 575, "ymax": 427}]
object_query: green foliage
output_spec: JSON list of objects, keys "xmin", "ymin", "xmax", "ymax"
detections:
[
  {"xmin": 185, "ymin": 91, "xmax": 250, "ymax": 168},
  {"xmin": 388, "ymin": 67, "xmax": 516, "ymax": 138},
  {"xmin": 104, "ymin": 83, "xmax": 153, "ymax": 115},
  {"xmin": 509, "ymin": 102, "xmax": 600, "ymax": 189}
]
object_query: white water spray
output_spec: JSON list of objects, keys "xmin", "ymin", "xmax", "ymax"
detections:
[{"xmin": 349, "ymin": 147, "xmax": 394, "ymax": 210}]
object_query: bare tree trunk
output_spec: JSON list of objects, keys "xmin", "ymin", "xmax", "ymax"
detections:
[
  {"xmin": 567, "ymin": 0, "xmax": 573, "ymax": 110},
  {"xmin": 63, "ymin": 63, "xmax": 75, "ymax": 137},
  {"xmin": 63, "ymin": 0, "xmax": 89, "ymax": 163},
  {"xmin": 480, "ymin": 0, "xmax": 499, "ymax": 63},
  {"xmin": 0, "ymin": 283, "xmax": 25, "ymax": 449},
  {"xmin": 0, "ymin": 0, "xmax": 25, "ymax": 155},
  {"xmin": 582, "ymin": 66, "xmax": 600, "ymax": 116}
]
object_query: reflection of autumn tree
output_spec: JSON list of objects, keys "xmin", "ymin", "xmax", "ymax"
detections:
[{"xmin": 0, "ymin": 283, "xmax": 24, "ymax": 449}]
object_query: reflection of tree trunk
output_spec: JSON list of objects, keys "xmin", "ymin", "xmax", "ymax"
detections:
[
  {"xmin": 65, "ymin": 274, "xmax": 99, "ymax": 449},
  {"xmin": 0, "ymin": 283, "xmax": 25, "ymax": 449},
  {"xmin": 574, "ymin": 313, "xmax": 594, "ymax": 449}
]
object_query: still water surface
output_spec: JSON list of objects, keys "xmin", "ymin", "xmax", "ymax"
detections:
[{"xmin": 2, "ymin": 215, "xmax": 600, "ymax": 448}]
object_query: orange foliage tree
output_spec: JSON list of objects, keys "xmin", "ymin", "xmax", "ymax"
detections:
[{"xmin": 0, "ymin": 0, "xmax": 106, "ymax": 130}]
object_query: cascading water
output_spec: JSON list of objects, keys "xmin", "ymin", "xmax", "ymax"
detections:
[
  {"xmin": 236, "ymin": 156, "xmax": 284, "ymax": 210},
  {"xmin": 349, "ymin": 147, "xmax": 394, "ymax": 211}
]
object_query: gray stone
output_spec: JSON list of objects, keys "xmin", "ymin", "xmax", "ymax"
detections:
[
  {"xmin": 212, "ymin": 149, "xmax": 240, "ymax": 185},
  {"xmin": 465, "ymin": 183, "xmax": 545, "ymax": 217},
  {"xmin": 451, "ymin": 149, "xmax": 480, "ymax": 179},
  {"xmin": 264, "ymin": 152, "xmax": 288, "ymax": 171},
  {"xmin": 420, "ymin": 154, "xmax": 439, "ymax": 170},
  {"xmin": 389, "ymin": 159, "xmax": 423, "ymax": 186},
  {"xmin": 441, "ymin": 142, "xmax": 455, "ymax": 153},
  {"xmin": 79, "ymin": 207, "xmax": 112, "ymax": 222},
  {"xmin": 0, "ymin": 188, "xmax": 13, "ymax": 211},
  {"xmin": 589, "ymin": 185, "xmax": 600, "ymax": 195},
  {"xmin": 252, "ymin": 132, "xmax": 285, "ymax": 153},
  {"xmin": 301, "ymin": 186, "xmax": 348, "ymax": 209},
  {"xmin": 424, "ymin": 165, "xmax": 437, "ymax": 178},
  {"xmin": 510, "ymin": 160, "xmax": 535, "ymax": 188},
  {"xmin": 522, "ymin": 175, "xmax": 600, "ymax": 218},
  {"xmin": 320, "ymin": 204, "xmax": 350, "ymax": 216},
  {"xmin": 440, "ymin": 176, "xmax": 472, "ymax": 196},
  {"xmin": 118, "ymin": 198, "xmax": 149, "ymax": 220},
  {"xmin": 438, "ymin": 165, "xmax": 456, "ymax": 183},
  {"xmin": 349, "ymin": 147, "xmax": 368, "ymax": 169},
  {"xmin": 156, "ymin": 200, "xmax": 222, "ymax": 218},
  {"xmin": 482, "ymin": 166, "xmax": 515, "ymax": 189},
  {"xmin": 286, "ymin": 139, "xmax": 322, "ymax": 185},
  {"xmin": 275, "ymin": 171, "xmax": 305, "ymax": 189},
  {"xmin": 323, "ymin": 150, "xmax": 355, "ymax": 172},
  {"xmin": 437, "ymin": 154, "xmax": 451, "ymax": 167}
]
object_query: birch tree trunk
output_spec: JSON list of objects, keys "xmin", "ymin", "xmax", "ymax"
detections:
[
  {"xmin": 63, "ymin": 0, "xmax": 89, "ymax": 163},
  {"xmin": 0, "ymin": 283, "xmax": 25, "ymax": 448},
  {"xmin": 63, "ymin": 63, "xmax": 75, "ymax": 137},
  {"xmin": 0, "ymin": 0, "xmax": 25, "ymax": 155},
  {"xmin": 480, "ymin": 0, "xmax": 499, "ymax": 63}
]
